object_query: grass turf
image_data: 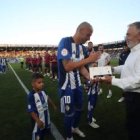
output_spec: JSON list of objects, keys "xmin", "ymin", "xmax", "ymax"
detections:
[{"xmin": 0, "ymin": 60, "xmax": 128, "ymax": 140}]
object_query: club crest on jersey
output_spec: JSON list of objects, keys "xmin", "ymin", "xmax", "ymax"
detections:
[
  {"xmin": 65, "ymin": 105, "xmax": 70, "ymax": 111},
  {"xmin": 61, "ymin": 49, "xmax": 68, "ymax": 56},
  {"xmin": 28, "ymin": 105, "xmax": 31, "ymax": 109}
]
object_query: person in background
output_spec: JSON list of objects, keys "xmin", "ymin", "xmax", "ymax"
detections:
[
  {"xmin": 84, "ymin": 41, "xmax": 95, "ymax": 92},
  {"xmin": 50, "ymin": 49, "xmax": 57, "ymax": 80},
  {"xmin": 87, "ymin": 62, "xmax": 100, "ymax": 129},
  {"xmin": 1, "ymin": 57, "xmax": 7, "ymax": 73},
  {"xmin": 97, "ymin": 44, "xmax": 112, "ymax": 98},
  {"xmin": 32, "ymin": 54, "xmax": 38, "ymax": 73},
  {"xmin": 37, "ymin": 53, "xmax": 43, "ymax": 73},
  {"xmin": 87, "ymin": 41, "xmax": 95, "ymax": 55},
  {"xmin": 25, "ymin": 54, "xmax": 30, "ymax": 70},
  {"xmin": 44, "ymin": 51, "xmax": 51, "ymax": 76},
  {"xmin": 28, "ymin": 54, "xmax": 33, "ymax": 71},
  {"xmin": 0, "ymin": 56, "xmax": 2, "ymax": 73},
  {"xmin": 19, "ymin": 56, "xmax": 24, "ymax": 69}
]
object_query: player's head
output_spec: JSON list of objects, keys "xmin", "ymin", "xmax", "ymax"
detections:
[
  {"xmin": 126, "ymin": 21, "xmax": 140, "ymax": 49},
  {"xmin": 32, "ymin": 73, "xmax": 44, "ymax": 91},
  {"xmin": 75, "ymin": 22, "xmax": 93, "ymax": 44},
  {"xmin": 98, "ymin": 44, "xmax": 104, "ymax": 53},
  {"xmin": 87, "ymin": 41, "xmax": 94, "ymax": 52}
]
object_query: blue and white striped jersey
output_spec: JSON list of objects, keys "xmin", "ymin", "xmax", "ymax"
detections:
[
  {"xmin": 27, "ymin": 90, "xmax": 50, "ymax": 129},
  {"xmin": 57, "ymin": 37, "xmax": 87, "ymax": 90},
  {"xmin": 0, "ymin": 58, "xmax": 7, "ymax": 65}
]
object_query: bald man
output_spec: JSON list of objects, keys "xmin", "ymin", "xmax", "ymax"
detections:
[{"xmin": 57, "ymin": 22, "xmax": 100, "ymax": 140}]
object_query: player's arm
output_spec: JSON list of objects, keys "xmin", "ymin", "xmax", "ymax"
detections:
[
  {"xmin": 80, "ymin": 66, "xmax": 100, "ymax": 83},
  {"xmin": 63, "ymin": 52, "xmax": 100, "ymax": 72},
  {"xmin": 48, "ymin": 96, "xmax": 57, "ymax": 111},
  {"xmin": 79, "ymin": 66, "xmax": 90, "ymax": 80},
  {"xmin": 27, "ymin": 94, "xmax": 45, "ymax": 129},
  {"xmin": 30, "ymin": 112, "xmax": 45, "ymax": 129}
]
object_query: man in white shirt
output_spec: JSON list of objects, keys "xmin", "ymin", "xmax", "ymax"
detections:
[
  {"xmin": 97, "ymin": 45, "xmax": 112, "ymax": 98},
  {"xmin": 102, "ymin": 21, "xmax": 140, "ymax": 140}
]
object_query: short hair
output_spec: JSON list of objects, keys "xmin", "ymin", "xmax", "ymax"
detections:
[
  {"xmin": 98, "ymin": 44, "xmax": 103, "ymax": 47},
  {"xmin": 32, "ymin": 73, "xmax": 44, "ymax": 81},
  {"xmin": 88, "ymin": 41, "xmax": 93, "ymax": 44},
  {"xmin": 129, "ymin": 22, "xmax": 140, "ymax": 31},
  {"xmin": 76, "ymin": 22, "xmax": 93, "ymax": 32}
]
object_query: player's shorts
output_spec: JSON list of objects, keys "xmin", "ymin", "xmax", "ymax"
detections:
[{"xmin": 60, "ymin": 86, "xmax": 83, "ymax": 116}]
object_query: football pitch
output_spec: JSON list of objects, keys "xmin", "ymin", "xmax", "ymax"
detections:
[{"xmin": 0, "ymin": 59, "xmax": 128, "ymax": 140}]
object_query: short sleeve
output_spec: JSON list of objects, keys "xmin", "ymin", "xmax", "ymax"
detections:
[
  {"xmin": 27, "ymin": 93, "xmax": 36, "ymax": 113},
  {"xmin": 57, "ymin": 37, "xmax": 71, "ymax": 60}
]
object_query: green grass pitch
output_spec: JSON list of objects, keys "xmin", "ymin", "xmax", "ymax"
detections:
[{"xmin": 0, "ymin": 59, "xmax": 128, "ymax": 140}]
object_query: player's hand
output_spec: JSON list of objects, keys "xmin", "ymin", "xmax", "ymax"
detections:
[
  {"xmin": 90, "ymin": 77, "xmax": 100, "ymax": 84},
  {"xmin": 87, "ymin": 51, "xmax": 101, "ymax": 63},
  {"xmin": 37, "ymin": 119, "xmax": 45, "ymax": 129},
  {"xmin": 100, "ymin": 76, "xmax": 112, "ymax": 84}
]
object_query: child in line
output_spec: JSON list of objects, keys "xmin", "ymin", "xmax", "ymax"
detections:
[{"xmin": 27, "ymin": 73, "xmax": 57, "ymax": 140}]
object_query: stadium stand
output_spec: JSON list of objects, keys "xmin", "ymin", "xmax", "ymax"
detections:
[{"xmin": 0, "ymin": 40, "xmax": 125, "ymax": 59}]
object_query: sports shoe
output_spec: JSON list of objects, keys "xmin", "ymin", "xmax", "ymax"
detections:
[
  {"xmin": 89, "ymin": 121, "xmax": 100, "ymax": 128},
  {"xmin": 107, "ymin": 90, "xmax": 112, "ymax": 98},
  {"xmin": 66, "ymin": 137, "xmax": 74, "ymax": 140},
  {"xmin": 72, "ymin": 127, "xmax": 86, "ymax": 138},
  {"xmin": 118, "ymin": 97, "xmax": 125, "ymax": 102},
  {"xmin": 92, "ymin": 117, "xmax": 96, "ymax": 122},
  {"xmin": 98, "ymin": 88, "xmax": 103, "ymax": 95}
]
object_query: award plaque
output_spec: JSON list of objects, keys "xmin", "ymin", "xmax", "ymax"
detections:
[{"xmin": 89, "ymin": 66, "xmax": 112, "ymax": 79}]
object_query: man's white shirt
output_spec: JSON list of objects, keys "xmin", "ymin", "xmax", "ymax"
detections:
[{"xmin": 112, "ymin": 43, "xmax": 140, "ymax": 92}]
